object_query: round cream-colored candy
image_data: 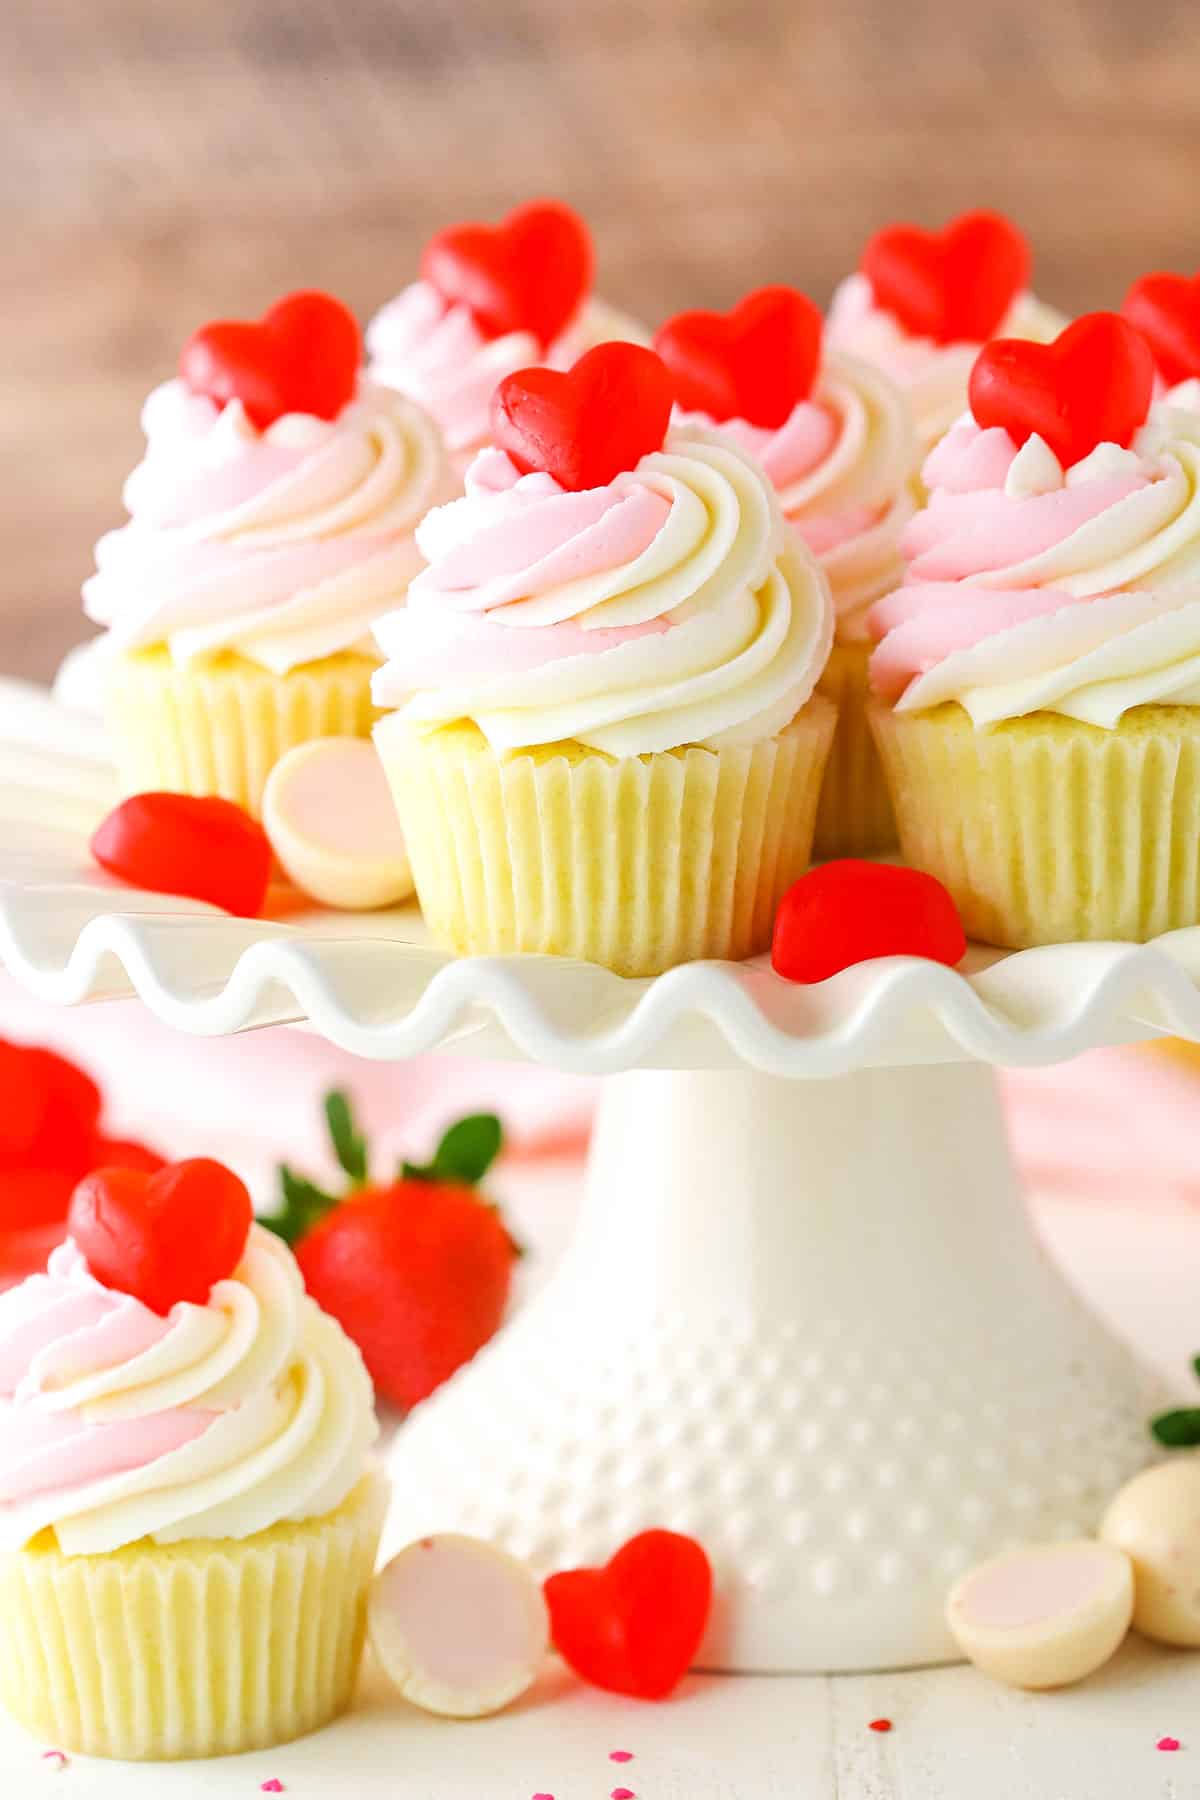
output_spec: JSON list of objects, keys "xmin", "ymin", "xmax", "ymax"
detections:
[
  {"xmin": 1101, "ymin": 1458, "xmax": 1200, "ymax": 1645},
  {"xmin": 946, "ymin": 1540, "xmax": 1133, "ymax": 1689},
  {"xmin": 369, "ymin": 1534, "xmax": 550, "ymax": 1718},
  {"xmin": 263, "ymin": 736, "xmax": 414, "ymax": 910}
]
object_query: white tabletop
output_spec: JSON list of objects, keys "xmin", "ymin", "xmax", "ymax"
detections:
[{"xmin": 1, "ymin": 1166, "xmax": 1198, "ymax": 1798}]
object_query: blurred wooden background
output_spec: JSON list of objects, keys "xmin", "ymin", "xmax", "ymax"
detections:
[{"xmin": 4, "ymin": 0, "xmax": 1199, "ymax": 684}]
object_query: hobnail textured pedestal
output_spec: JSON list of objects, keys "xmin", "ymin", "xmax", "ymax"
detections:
[{"xmin": 387, "ymin": 1064, "xmax": 1159, "ymax": 1673}]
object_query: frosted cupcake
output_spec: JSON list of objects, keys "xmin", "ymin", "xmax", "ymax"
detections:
[
  {"xmin": 366, "ymin": 199, "xmax": 648, "ymax": 465},
  {"xmin": 0, "ymin": 1163, "xmax": 384, "ymax": 1760},
  {"xmin": 85, "ymin": 291, "xmax": 449, "ymax": 817},
  {"xmin": 827, "ymin": 210, "xmax": 1065, "ymax": 458},
  {"xmin": 867, "ymin": 310, "xmax": 1200, "ymax": 948},
  {"xmin": 372, "ymin": 343, "xmax": 836, "ymax": 977},
  {"xmin": 654, "ymin": 285, "xmax": 917, "ymax": 855}
]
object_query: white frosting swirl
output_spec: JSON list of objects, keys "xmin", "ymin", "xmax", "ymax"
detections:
[
  {"xmin": 373, "ymin": 429, "xmax": 833, "ymax": 757},
  {"xmin": 0, "ymin": 1226, "xmax": 377, "ymax": 1555},
  {"xmin": 366, "ymin": 281, "xmax": 649, "ymax": 457},
  {"xmin": 827, "ymin": 273, "xmax": 1067, "ymax": 453},
  {"xmin": 84, "ymin": 378, "xmax": 450, "ymax": 675},
  {"xmin": 681, "ymin": 352, "xmax": 917, "ymax": 639}
]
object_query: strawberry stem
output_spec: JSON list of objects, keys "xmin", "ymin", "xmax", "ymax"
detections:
[{"xmin": 325, "ymin": 1090, "xmax": 368, "ymax": 1186}]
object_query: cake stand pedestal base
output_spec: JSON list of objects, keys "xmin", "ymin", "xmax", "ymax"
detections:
[{"xmin": 384, "ymin": 1063, "xmax": 1156, "ymax": 1671}]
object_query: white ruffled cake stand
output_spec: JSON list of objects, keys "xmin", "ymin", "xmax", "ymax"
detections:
[{"xmin": 2, "ymin": 678, "xmax": 1195, "ymax": 1674}]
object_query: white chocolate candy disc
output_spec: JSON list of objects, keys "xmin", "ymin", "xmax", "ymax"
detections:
[
  {"xmin": 369, "ymin": 1533, "xmax": 550, "ymax": 1718},
  {"xmin": 1101, "ymin": 1458, "xmax": 1200, "ymax": 1646},
  {"xmin": 263, "ymin": 736, "xmax": 414, "ymax": 911},
  {"xmin": 946, "ymin": 1540, "xmax": 1133, "ymax": 1689}
]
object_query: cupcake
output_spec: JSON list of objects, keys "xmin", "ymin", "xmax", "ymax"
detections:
[
  {"xmin": 372, "ymin": 342, "xmax": 835, "ymax": 977},
  {"xmin": 85, "ymin": 290, "xmax": 449, "ymax": 817},
  {"xmin": 0, "ymin": 1161, "xmax": 385, "ymax": 1760},
  {"xmin": 654, "ymin": 285, "xmax": 917, "ymax": 855},
  {"xmin": 867, "ymin": 310, "xmax": 1200, "ymax": 948},
  {"xmin": 366, "ymin": 199, "xmax": 648, "ymax": 466},
  {"xmin": 827, "ymin": 210, "xmax": 1065, "ymax": 458}
]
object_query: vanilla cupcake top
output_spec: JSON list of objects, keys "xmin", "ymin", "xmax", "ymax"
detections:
[
  {"xmin": 826, "ymin": 211, "xmax": 1066, "ymax": 453},
  {"xmin": 870, "ymin": 312, "xmax": 1200, "ymax": 728},
  {"xmin": 654, "ymin": 287, "xmax": 917, "ymax": 640},
  {"xmin": 372, "ymin": 343, "xmax": 833, "ymax": 758},
  {"xmin": 84, "ymin": 291, "xmax": 449, "ymax": 675},
  {"xmin": 0, "ymin": 1219, "xmax": 377, "ymax": 1557},
  {"xmin": 366, "ymin": 200, "xmax": 648, "ymax": 456}
]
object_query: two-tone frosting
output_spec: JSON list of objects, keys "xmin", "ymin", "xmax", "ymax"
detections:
[
  {"xmin": 870, "ymin": 400, "xmax": 1200, "ymax": 726},
  {"xmin": 366, "ymin": 286, "xmax": 649, "ymax": 459},
  {"xmin": 678, "ymin": 351, "xmax": 917, "ymax": 640},
  {"xmin": 827, "ymin": 274, "xmax": 1067, "ymax": 454},
  {"xmin": 0, "ymin": 1225, "xmax": 377, "ymax": 1555},
  {"xmin": 372, "ymin": 428, "xmax": 834, "ymax": 757},
  {"xmin": 83, "ymin": 379, "xmax": 450, "ymax": 675}
]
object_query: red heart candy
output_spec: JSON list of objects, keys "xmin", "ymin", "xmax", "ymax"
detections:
[
  {"xmin": 91, "ymin": 793, "xmax": 272, "ymax": 918},
  {"xmin": 653, "ymin": 286, "xmax": 823, "ymax": 428},
  {"xmin": 772, "ymin": 860, "xmax": 967, "ymax": 984},
  {"xmin": 861, "ymin": 210, "xmax": 1031, "ymax": 345},
  {"xmin": 492, "ymin": 343, "xmax": 675, "ymax": 491},
  {"xmin": 1122, "ymin": 271, "xmax": 1200, "ymax": 387},
  {"xmin": 68, "ymin": 1159, "xmax": 253, "ymax": 1316},
  {"xmin": 0, "ymin": 1041, "xmax": 102, "ymax": 1178},
  {"xmin": 180, "ymin": 291, "xmax": 361, "ymax": 431},
  {"xmin": 968, "ymin": 311, "xmax": 1155, "ymax": 470},
  {"xmin": 421, "ymin": 199, "xmax": 593, "ymax": 349},
  {"xmin": 544, "ymin": 1530, "xmax": 713, "ymax": 1700}
]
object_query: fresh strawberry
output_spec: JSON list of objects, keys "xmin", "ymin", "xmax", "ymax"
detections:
[{"xmin": 266, "ymin": 1093, "xmax": 516, "ymax": 1411}]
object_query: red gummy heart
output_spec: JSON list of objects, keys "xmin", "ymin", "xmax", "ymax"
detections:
[
  {"xmin": 969, "ymin": 311, "xmax": 1155, "ymax": 470},
  {"xmin": 180, "ymin": 290, "xmax": 361, "ymax": 430},
  {"xmin": 653, "ymin": 286, "xmax": 823, "ymax": 429},
  {"xmin": 492, "ymin": 343, "xmax": 675, "ymax": 492},
  {"xmin": 861, "ymin": 210, "xmax": 1031, "ymax": 345},
  {"xmin": 544, "ymin": 1530, "xmax": 713, "ymax": 1700},
  {"xmin": 91, "ymin": 793, "xmax": 272, "ymax": 918},
  {"xmin": 69, "ymin": 1159, "xmax": 253, "ymax": 1316},
  {"xmin": 0, "ymin": 1041, "xmax": 101, "ymax": 1178},
  {"xmin": 421, "ymin": 199, "xmax": 593, "ymax": 349},
  {"xmin": 772, "ymin": 859, "xmax": 967, "ymax": 984},
  {"xmin": 1122, "ymin": 270, "xmax": 1200, "ymax": 387}
]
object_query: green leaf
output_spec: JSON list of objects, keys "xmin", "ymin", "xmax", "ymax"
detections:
[
  {"xmin": 430, "ymin": 1114, "xmax": 503, "ymax": 1186},
  {"xmin": 1190, "ymin": 1353, "xmax": 1200, "ymax": 1387},
  {"xmin": 261, "ymin": 1165, "xmax": 338, "ymax": 1248},
  {"xmin": 324, "ymin": 1090, "xmax": 368, "ymax": 1186},
  {"xmin": 1151, "ymin": 1407, "xmax": 1200, "ymax": 1448}
]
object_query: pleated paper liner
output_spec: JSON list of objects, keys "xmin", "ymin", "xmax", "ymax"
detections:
[
  {"xmin": 377, "ymin": 699, "xmax": 837, "ymax": 977},
  {"xmin": 106, "ymin": 647, "xmax": 380, "ymax": 819},
  {"xmin": 0, "ymin": 1469, "xmax": 388, "ymax": 1761},
  {"xmin": 869, "ymin": 699, "xmax": 1200, "ymax": 947},
  {"xmin": 813, "ymin": 639, "xmax": 898, "ymax": 859}
]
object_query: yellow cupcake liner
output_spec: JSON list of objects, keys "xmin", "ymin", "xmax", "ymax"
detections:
[
  {"xmin": 869, "ymin": 700, "xmax": 1200, "ymax": 948},
  {"xmin": 814, "ymin": 640, "xmax": 898, "ymax": 859},
  {"xmin": 0, "ymin": 1470, "xmax": 388, "ymax": 1761},
  {"xmin": 376, "ymin": 699, "xmax": 837, "ymax": 977},
  {"xmin": 105, "ymin": 648, "xmax": 381, "ymax": 819}
]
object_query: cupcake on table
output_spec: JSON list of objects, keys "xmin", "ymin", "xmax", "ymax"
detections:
[
  {"xmin": 868, "ymin": 309, "xmax": 1200, "ymax": 948},
  {"xmin": 372, "ymin": 341, "xmax": 836, "ymax": 977},
  {"xmin": 653, "ymin": 285, "xmax": 917, "ymax": 855},
  {"xmin": 85, "ymin": 290, "xmax": 449, "ymax": 817},
  {"xmin": 0, "ymin": 1157, "xmax": 385, "ymax": 1760},
  {"xmin": 366, "ymin": 199, "xmax": 649, "ymax": 466},
  {"xmin": 827, "ymin": 209, "xmax": 1065, "ymax": 458}
]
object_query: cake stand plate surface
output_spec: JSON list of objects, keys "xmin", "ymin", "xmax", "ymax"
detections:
[{"xmin": 0, "ymin": 680, "xmax": 1186, "ymax": 1676}]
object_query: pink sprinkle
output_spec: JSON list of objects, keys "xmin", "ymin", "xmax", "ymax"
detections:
[
  {"xmin": 612, "ymin": 1789, "xmax": 637, "ymax": 1799},
  {"xmin": 531, "ymin": 1793, "xmax": 556, "ymax": 1799},
  {"xmin": 1158, "ymin": 1737, "xmax": 1182, "ymax": 1753},
  {"xmin": 41, "ymin": 1751, "xmax": 69, "ymax": 1771},
  {"xmin": 869, "ymin": 1718, "xmax": 893, "ymax": 1733},
  {"xmin": 610, "ymin": 1751, "xmax": 634, "ymax": 1763},
  {"xmin": 261, "ymin": 1783, "xmax": 286, "ymax": 1794}
]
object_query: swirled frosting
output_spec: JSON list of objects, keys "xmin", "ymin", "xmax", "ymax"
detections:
[
  {"xmin": 365, "ymin": 282, "xmax": 649, "ymax": 457},
  {"xmin": 678, "ymin": 351, "xmax": 916, "ymax": 640},
  {"xmin": 372, "ymin": 428, "xmax": 833, "ymax": 757},
  {"xmin": 83, "ymin": 378, "xmax": 450, "ymax": 675},
  {"xmin": 0, "ymin": 1225, "xmax": 377, "ymax": 1555},
  {"xmin": 827, "ymin": 274, "xmax": 1067, "ymax": 453},
  {"xmin": 870, "ymin": 402, "xmax": 1200, "ymax": 726}
]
